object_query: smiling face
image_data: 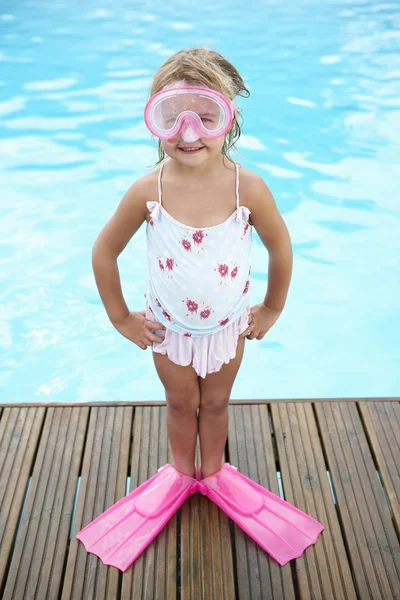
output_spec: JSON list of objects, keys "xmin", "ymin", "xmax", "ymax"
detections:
[{"xmin": 159, "ymin": 83, "xmax": 230, "ymax": 166}]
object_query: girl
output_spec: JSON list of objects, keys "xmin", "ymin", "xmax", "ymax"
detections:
[
  {"xmin": 77, "ymin": 48, "xmax": 324, "ymax": 572},
  {"xmin": 91, "ymin": 48, "xmax": 293, "ymax": 482}
]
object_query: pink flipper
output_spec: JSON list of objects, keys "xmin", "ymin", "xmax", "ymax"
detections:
[
  {"xmin": 76, "ymin": 464, "xmax": 197, "ymax": 571},
  {"xmin": 198, "ymin": 463, "xmax": 324, "ymax": 566}
]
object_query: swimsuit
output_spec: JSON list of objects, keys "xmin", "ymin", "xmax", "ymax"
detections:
[{"xmin": 144, "ymin": 161, "xmax": 252, "ymax": 377}]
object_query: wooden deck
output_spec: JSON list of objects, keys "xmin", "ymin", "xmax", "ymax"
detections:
[{"xmin": 0, "ymin": 399, "xmax": 399, "ymax": 600}]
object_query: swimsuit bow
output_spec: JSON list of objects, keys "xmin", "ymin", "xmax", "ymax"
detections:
[
  {"xmin": 147, "ymin": 201, "xmax": 161, "ymax": 221},
  {"xmin": 236, "ymin": 205, "xmax": 251, "ymax": 224}
]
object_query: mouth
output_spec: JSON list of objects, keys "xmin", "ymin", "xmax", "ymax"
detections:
[{"xmin": 177, "ymin": 146, "xmax": 205, "ymax": 154}]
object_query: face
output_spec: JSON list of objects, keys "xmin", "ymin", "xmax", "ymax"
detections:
[{"xmin": 158, "ymin": 82, "xmax": 231, "ymax": 166}]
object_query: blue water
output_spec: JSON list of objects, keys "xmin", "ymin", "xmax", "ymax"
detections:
[{"xmin": 1, "ymin": 1, "xmax": 399, "ymax": 403}]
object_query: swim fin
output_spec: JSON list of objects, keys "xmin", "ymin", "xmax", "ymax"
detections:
[
  {"xmin": 76, "ymin": 464, "xmax": 197, "ymax": 571},
  {"xmin": 198, "ymin": 463, "xmax": 324, "ymax": 565}
]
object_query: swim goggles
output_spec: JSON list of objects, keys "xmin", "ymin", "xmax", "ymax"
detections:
[{"xmin": 144, "ymin": 86, "xmax": 234, "ymax": 141}]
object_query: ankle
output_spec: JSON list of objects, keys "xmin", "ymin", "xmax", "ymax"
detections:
[
  {"xmin": 200, "ymin": 462, "xmax": 223, "ymax": 479},
  {"xmin": 172, "ymin": 462, "xmax": 196, "ymax": 478}
]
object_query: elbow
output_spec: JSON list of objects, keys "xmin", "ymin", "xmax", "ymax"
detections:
[{"xmin": 92, "ymin": 241, "xmax": 117, "ymax": 267}]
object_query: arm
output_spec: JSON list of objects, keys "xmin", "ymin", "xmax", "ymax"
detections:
[
  {"xmin": 92, "ymin": 178, "xmax": 149, "ymax": 325},
  {"xmin": 247, "ymin": 174, "xmax": 293, "ymax": 312},
  {"xmin": 239, "ymin": 172, "xmax": 293, "ymax": 340}
]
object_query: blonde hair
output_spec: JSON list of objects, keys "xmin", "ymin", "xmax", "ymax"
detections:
[{"xmin": 149, "ymin": 48, "xmax": 249, "ymax": 167}]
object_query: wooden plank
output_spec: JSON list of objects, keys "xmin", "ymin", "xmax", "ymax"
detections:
[
  {"xmin": 1, "ymin": 397, "xmax": 399, "ymax": 409},
  {"xmin": 316, "ymin": 402, "xmax": 400, "ymax": 599},
  {"xmin": 0, "ymin": 407, "xmax": 46, "ymax": 591},
  {"xmin": 2, "ymin": 407, "xmax": 89, "ymax": 600},
  {"xmin": 272, "ymin": 402, "xmax": 357, "ymax": 600},
  {"xmin": 359, "ymin": 401, "xmax": 400, "ymax": 536},
  {"xmin": 61, "ymin": 406, "xmax": 131, "ymax": 600},
  {"xmin": 121, "ymin": 405, "xmax": 178, "ymax": 600},
  {"xmin": 227, "ymin": 404, "xmax": 296, "ymax": 600}
]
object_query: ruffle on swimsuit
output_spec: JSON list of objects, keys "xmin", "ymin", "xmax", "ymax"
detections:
[{"xmin": 145, "ymin": 301, "xmax": 250, "ymax": 378}]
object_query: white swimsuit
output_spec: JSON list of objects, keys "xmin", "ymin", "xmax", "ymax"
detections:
[{"xmin": 144, "ymin": 161, "xmax": 253, "ymax": 377}]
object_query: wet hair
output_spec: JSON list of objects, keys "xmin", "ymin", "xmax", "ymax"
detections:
[{"xmin": 149, "ymin": 47, "xmax": 250, "ymax": 167}]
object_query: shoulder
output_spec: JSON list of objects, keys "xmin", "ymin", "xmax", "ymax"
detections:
[
  {"xmin": 93, "ymin": 170, "xmax": 162, "ymax": 258},
  {"xmin": 238, "ymin": 166, "xmax": 269, "ymax": 197},
  {"xmin": 125, "ymin": 169, "xmax": 160, "ymax": 202},
  {"xmin": 237, "ymin": 166, "xmax": 291, "ymax": 252},
  {"xmin": 238, "ymin": 167, "xmax": 277, "ymax": 217},
  {"xmin": 118, "ymin": 169, "xmax": 160, "ymax": 220}
]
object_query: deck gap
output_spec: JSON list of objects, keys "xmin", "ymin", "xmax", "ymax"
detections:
[
  {"xmin": 77, "ymin": 406, "xmax": 91, "ymax": 478},
  {"xmin": 228, "ymin": 520, "xmax": 240, "ymax": 600},
  {"xmin": 176, "ymin": 508, "xmax": 181, "ymax": 600},
  {"xmin": 117, "ymin": 571, "xmax": 123, "ymax": 600},
  {"xmin": 290, "ymin": 559, "xmax": 301, "ymax": 600},
  {"xmin": 128, "ymin": 406, "xmax": 135, "ymax": 472},
  {"xmin": 375, "ymin": 470, "xmax": 393, "ymax": 519},
  {"xmin": 326, "ymin": 470, "xmax": 337, "ymax": 504},
  {"xmin": 68, "ymin": 476, "xmax": 81, "ymax": 540},
  {"xmin": 276, "ymin": 471, "xmax": 285, "ymax": 500},
  {"xmin": 267, "ymin": 404, "xmax": 279, "ymax": 464},
  {"xmin": 268, "ymin": 405, "xmax": 273, "ymax": 433},
  {"xmin": 225, "ymin": 439, "xmax": 240, "ymax": 600},
  {"xmin": 311, "ymin": 403, "xmax": 361, "ymax": 600},
  {"xmin": 29, "ymin": 407, "xmax": 47, "ymax": 476},
  {"xmin": 268, "ymin": 405, "xmax": 285, "ymax": 500},
  {"xmin": 58, "ymin": 492, "xmax": 74, "ymax": 600},
  {"xmin": 129, "ymin": 407, "xmax": 135, "ymax": 479}
]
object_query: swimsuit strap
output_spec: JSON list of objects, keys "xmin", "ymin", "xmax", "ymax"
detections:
[
  {"xmin": 235, "ymin": 163, "xmax": 240, "ymax": 209},
  {"xmin": 158, "ymin": 163, "xmax": 164, "ymax": 205}
]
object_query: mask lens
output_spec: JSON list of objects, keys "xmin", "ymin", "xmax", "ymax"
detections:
[
  {"xmin": 196, "ymin": 94, "xmax": 223, "ymax": 131},
  {"xmin": 144, "ymin": 87, "xmax": 233, "ymax": 139},
  {"xmin": 154, "ymin": 92, "xmax": 225, "ymax": 132}
]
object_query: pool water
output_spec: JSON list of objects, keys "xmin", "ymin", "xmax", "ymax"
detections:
[{"xmin": 1, "ymin": 1, "xmax": 399, "ymax": 403}]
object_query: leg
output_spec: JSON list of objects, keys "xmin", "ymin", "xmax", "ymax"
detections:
[
  {"xmin": 198, "ymin": 337, "xmax": 245, "ymax": 478},
  {"xmin": 152, "ymin": 351, "xmax": 200, "ymax": 478}
]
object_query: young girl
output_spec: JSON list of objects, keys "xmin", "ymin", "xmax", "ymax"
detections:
[
  {"xmin": 92, "ymin": 48, "xmax": 292, "ymax": 481},
  {"xmin": 77, "ymin": 48, "xmax": 324, "ymax": 572}
]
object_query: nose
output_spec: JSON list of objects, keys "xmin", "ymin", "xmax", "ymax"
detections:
[{"xmin": 179, "ymin": 120, "xmax": 201, "ymax": 143}]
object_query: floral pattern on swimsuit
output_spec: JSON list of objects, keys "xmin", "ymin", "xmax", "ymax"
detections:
[{"xmin": 145, "ymin": 162, "xmax": 252, "ymax": 337}]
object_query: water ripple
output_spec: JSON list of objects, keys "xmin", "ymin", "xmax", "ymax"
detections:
[{"xmin": 1, "ymin": 0, "xmax": 399, "ymax": 402}]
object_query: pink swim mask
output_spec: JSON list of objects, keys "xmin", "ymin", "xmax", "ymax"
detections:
[{"xmin": 144, "ymin": 86, "xmax": 234, "ymax": 142}]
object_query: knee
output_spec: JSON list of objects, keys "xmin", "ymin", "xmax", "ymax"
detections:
[
  {"xmin": 166, "ymin": 385, "xmax": 200, "ymax": 415},
  {"xmin": 200, "ymin": 392, "xmax": 230, "ymax": 414}
]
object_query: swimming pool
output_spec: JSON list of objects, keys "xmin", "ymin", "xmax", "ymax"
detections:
[{"xmin": 1, "ymin": 1, "xmax": 399, "ymax": 403}]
